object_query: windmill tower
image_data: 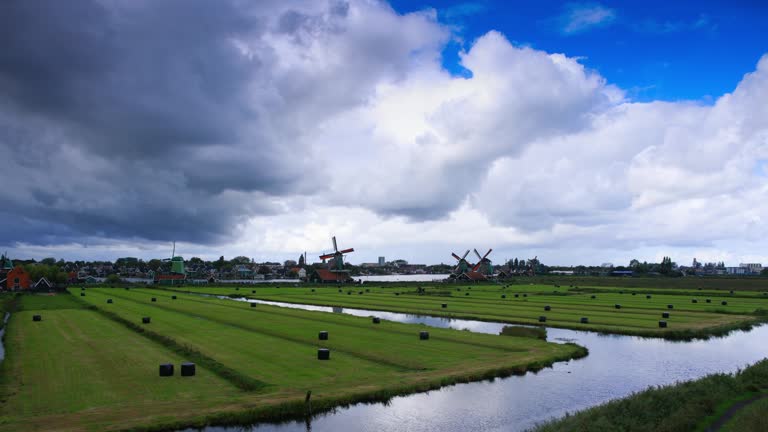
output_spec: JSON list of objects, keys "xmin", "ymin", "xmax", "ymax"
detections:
[
  {"xmin": 164, "ymin": 242, "xmax": 186, "ymax": 276},
  {"xmin": 450, "ymin": 250, "xmax": 473, "ymax": 277},
  {"xmin": 472, "ymin": 248, "xmax": 494, "ymax": 276},
  {"xmin": 319, "ymin": 237, "xmax": 354, "ymax": 273}
]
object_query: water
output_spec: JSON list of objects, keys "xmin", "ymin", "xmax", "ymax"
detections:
[
  {"xmin": 357, "ymin": 274, "xmax": 451, "ymax": 282},
  {"xmin": 183, "ymin": 299, "xmax": 768, "ymax": 432},
  {"xmin": 0, "ymin": 313, "xmax": 10, "ymax": 362}
]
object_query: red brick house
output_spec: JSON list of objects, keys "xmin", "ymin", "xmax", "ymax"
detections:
[{"xmin": 6, "ymin": 266, "xmax": 31, "ymax": 291}]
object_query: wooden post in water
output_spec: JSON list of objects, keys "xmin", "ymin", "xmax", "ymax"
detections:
[{"xmin": 305, "ymin": 390, "xmax": 312, "ymax": 416}]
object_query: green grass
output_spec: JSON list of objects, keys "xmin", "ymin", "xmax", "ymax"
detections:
[
  {"xmin": 0, "ymin": 295, "xmax": 244, "ymax": 432},
  {"xmin": 530, "ymin": 359, "xmax": 768, "ymax": 432},
  {"xmin": 167, "ymin": 283, "xmax": 768, "ymax": 339},
  {"xmin": 720, "ymin": 395, "xmax": 768, "ymax": 431},
  {"xmin": 0, "ymin": 290, "xmax": 584, "ymax": 432}
]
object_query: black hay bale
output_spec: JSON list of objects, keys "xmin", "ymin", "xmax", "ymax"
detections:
[
  {"xmin": 662, "ymin": 312, "xmax": 670, "ymax": 318},
  {"xmin": 32, "ymin": 315, "xmax": 42, "ymax": 322},
  {"xmin": 442, "ymin": 303, "xmax": 447, "ymax": 308},
  {"xmin": 236, "ymin": 287, "xmax": 240, "ymax": 291},
  {"xmin": 181, "ymin": 362, "xmax": 196, "ymax": 377},
  {"xmin": 667, "ymin": 304, "xmax": 674, "ymax": 309},
  {"xmin": 615, "ymin": 304, "xmax": 622, "ymax": 309},
  {"xmin": 319, "ymin": 331, "xmax": 328, "ymax": 340},
  {"xmin": 539, "ymin": 316, "xmax": 547, "ymax": 323},
  {"xmin": 317, "ymin": 348, "xmax": 330, "ymax": 360},
  {"xmin": 159, "ymin": 363, "xmax": 174, "ymax": 377},
  {"xmin": 544, "ymin": 305, "xmax": 551, "ymax": 311},
  {"xmin": 590, "ymin": 295, "xmax": 596, "ymax": 299},
  {"xmin": 107, "ymin": 299, "xmax": 113, "ymax": 304},
  {"xmin": 372, "ymin": 317, "xmax": 381, "ymax": 324},
  {"xmin": 619, "ymin": 291, "xmax": 624, "ymax": 294},
  {"xmin": 659, "ymin": 320, "xmax": 668, "ymax": 328},
  {"xmin": 338, "ymin": 289, "xmax": 342, "ymax": 293},
  {"xmin": 722, "ymin": 301, "xmax": 728, "ymax": 306},
  {"xmin": 358, "ymin": 291, "xmax": 363, "ymax": 295},
  {"xmin": 706, "ymin": 298, "xmax": 712, "ymax": 303},
  {"xmin": 80, "ymin": 293, "xmax": 86, "ymax": 297},
  {"xmin": 523, "ymin": 294, "xmax": 527, "ymax": 297},
  {"xmin": 81, "ymin": 287, "xmax": 85, "ymax": 291},
  {"xmin": 250, "ymin": 302, "xmax": 257, "ymax": 308},
  {"xmin": 730, "ymin": 290, "xmax": 734, "ymax": 294},
  {"xmin": 419, "ymin": 331, "xmax": 430, "ymax": 340},
  {"xmin": 501, "ymin": 294, "xmax": 506, "ymax": 299},
  {"xmin": 465, "ymin": 292, "xmax": 470, "ymax": 296},
  {"xmin": 311, "ymin": 289, "xmax": 315, "ymax": 292},
  {"xmin": 366, "ymin": 289, "xmax": 370, "ymax": 292},
  {"xmin": 142, "ymin": 317, "xmax": 151, "ymax": 324},
  {"xmin": 172, "ymin": 295, "xmax": 177, "ymax": 300},
  {"xmin": 395, "ymin": 293, "xmax": 400, "ymax": 296},
  {"xmin": 514, "ymin": 294, "xmax": 519, "ymax": 298},
  {"xmin": 151, "ymin": 297, "xmax": 157, "ymax": 302},
  {"xmin": 347, "ymin": 292, "xmax": 351, "ymax": 295},
  {"xmin": 252, "ymin": 290, "xmax": 256, "ymax": 294},
  {"xmin": 580, "ymin": 317, "xmax": 589, "ymax": 324},
  {"xmin": 692, "ymin": 299, "xmax": 698, "ymax": 303},
  {"xmin": 632, "ymin": 292, "xmax": 636, "ymax": 296},
  {"xmin": 646, "ymin": 295, "xmax": 652, "ymax": 299}
]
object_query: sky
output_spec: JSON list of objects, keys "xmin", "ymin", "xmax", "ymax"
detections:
[{"xmin": 0, "ymin": 0, "xmax": 767, "ymax": 267}]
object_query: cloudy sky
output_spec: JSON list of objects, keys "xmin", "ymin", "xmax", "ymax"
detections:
[{"xmin": 1, "ymin": 0, "xmax": 767, "ymax": 266}]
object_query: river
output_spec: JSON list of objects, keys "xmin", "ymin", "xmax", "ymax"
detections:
[{"xmin": 181, "ymin": 298, "xmax": 768, "ymax": 432}]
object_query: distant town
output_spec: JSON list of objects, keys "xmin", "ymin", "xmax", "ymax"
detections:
[{"xmin": 1, "ymin": 249, "xmax": 765, "ymax": 291}]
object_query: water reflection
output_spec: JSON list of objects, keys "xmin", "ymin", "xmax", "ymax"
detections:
[
  {"xmin": 0, "ymin": 312, "xmax": 10, "ymax": 362},
  {"xmin": 185, "ymin": 298, "xmax": 768, "ymax": 432}
]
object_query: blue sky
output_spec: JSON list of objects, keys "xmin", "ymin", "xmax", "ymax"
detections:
[{"xmin": 391, "ymin": 0, "xmax": 768, "ymax": 101}]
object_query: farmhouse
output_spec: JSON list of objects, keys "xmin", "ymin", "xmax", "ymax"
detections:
[
  {"xmin": 5, "ymin": 266, "xmax": 31, "ymax": 291},
  {"xmin": 312, "ymin": 268, "xmax": 352, "ymax": 283}
]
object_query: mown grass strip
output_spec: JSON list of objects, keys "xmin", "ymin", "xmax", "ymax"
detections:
[
  {"xmin": 71, "ymin": 294, "xmax": 268, "ymax": 392},
  {"xmin": 117, "ymin": 343, "xmax": 588, "ymax": 432}
]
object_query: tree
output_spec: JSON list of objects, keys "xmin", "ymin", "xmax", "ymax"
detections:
[
  {"xmin": 106, "ymin": 274, "xmax": 122, "ymax": 284},
  {"xmin": 40, "ymin": 257, "xmax": 57, "ymax": 266},
  {"xmin": 629, "ymin": 259, "xmax": 640, "ymax": 268},
  {"xmin": 257, "ymin": 265, "xmax": 271, "ymax": 275},
  {"xmin": 298, "ymin": 254, "xmax": 305, "ymax": 267}
]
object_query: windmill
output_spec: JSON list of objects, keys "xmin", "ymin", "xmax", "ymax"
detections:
[
  {"xmin": 472, "ymin": 248, "xmax": 494, "ymax": 276},
  {"xmin": 163, "ymin": 242, "xmax": 186, "ymax": 275},
  {"xmin": 450, "ymin": 250, "xmax": 473, "ymax": 276},
  {"xmin": 319, "ymin": 236, "xmax": 354, "ymax": 272}
]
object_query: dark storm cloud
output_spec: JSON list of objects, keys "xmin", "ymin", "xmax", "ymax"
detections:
[{"xmin": 0, "ymin": 0, "xmax": 322, "ymax": 246}]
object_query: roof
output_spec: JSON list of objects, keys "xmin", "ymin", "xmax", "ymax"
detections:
[
  {"xmin": 460, "ymin": 271, "xmax": 487, "ymax": 281},
  {"xmin": 33, "ymin": 277, "xmax": 52, "ymax": 288},
  {"xmin": 315, "ymin": 269, "xmax": 351, "ymax": 282}
]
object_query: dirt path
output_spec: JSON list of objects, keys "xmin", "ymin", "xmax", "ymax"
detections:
[{"xmin": 705, "ymin": 392, "xmax": 768, "ymax": 432}]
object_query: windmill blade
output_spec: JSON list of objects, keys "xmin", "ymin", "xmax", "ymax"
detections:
[
  {"xmin": 451, "ymin": 252, "xmax": 462, "ymax": 261},
  {"xmin": 474, "ymin": 249, "xmax": 482, "ymax": 261},
  {"xmin": 482, "ymin": 248, "xmax": 493, "ymax": 261},
  {"xmin": 471, "ymin": 262, "xmax": 481, "ymax": 272},
  {"xmin": 171, "ymin": 241, "xmax": 176, "ymax": 259},
  {"xmin": 332, "ymin": 236, "xmax": 338, "ymax": 252},
  {"xmin": 319, "ymin": 253, "xmax": 335, "ymax": 260},
  {"xmin": 339, "ymin": 248, "xmax": 354, "ymax": 254},
  {"xmin": 461, "ymin": 249, "xmax": 470, "ymax": 260}
]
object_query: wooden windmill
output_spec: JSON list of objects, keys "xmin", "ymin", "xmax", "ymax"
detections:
[
  {"xmin": 450, "ymin": 250, "xmax": 473, "ymax": 276},
  {"xmin": 472, "ymin": 248, "xmax": 494, "ymax": 276},
  {"xmin": 319, "ymin": 236, "xmax": 354, "ymax": 273}
]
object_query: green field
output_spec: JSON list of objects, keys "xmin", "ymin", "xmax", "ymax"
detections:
[
  {"xmin": 165, "ymin": 282, "xmax": 768, "ymax": 339},
  {"xmin": 0, "ymin": 289, "xmax": 583, "ymax": 432}
]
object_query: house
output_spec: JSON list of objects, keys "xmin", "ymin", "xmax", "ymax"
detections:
[
  {"xmin": 311, "ymin": 269, "xmax": 352, "ymax": 283},
  {"xmin": 33, "ymin": 277, "xmax": 53, "ymax": 291},
  {"xmin": 6, "ymin": 266, "xmax": 31, "ymax": 291},
  {"xmin": 290, "ymin": 267, "xmax": 307, "ymax": 279},
  {"xmin": 457, "ymin": 271, "xmax": 487, "ymax": 282}
]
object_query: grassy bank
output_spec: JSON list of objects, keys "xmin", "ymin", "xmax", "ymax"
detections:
[
  {"xmin": 0, "ymin": 290, "xmax": 585, "ymax": 431},
  {"xmin": 166, "ymin": 283, "xmax": 768, "ymax": 340},
  {"xmin": 529, "ymin": 358, "xmax": 768, "ymax": 432}
]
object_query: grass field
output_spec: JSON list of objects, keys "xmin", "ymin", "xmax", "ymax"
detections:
[
  {"xmin": 0, "ymin": 289, "xmax": 584, "ymax": 432},
  {"xmin": 165, "ymin": 282, "xmax": 768, "ymax": 339}
]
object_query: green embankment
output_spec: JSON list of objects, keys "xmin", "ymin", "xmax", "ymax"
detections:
[
  {"xmin": 719, "ymin": 395, "xmax": 768, "ymax": 431},
  {"xmin": 530, "ymin": 359, "xmax": 768, "ymax": 432},
  {"xmin": 0, "ymin": 289, "xmax": 584, "ymax": 432},
  {"xmin": 167, "ymin": 283, "xmax": 768, "ymax": 339}
]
